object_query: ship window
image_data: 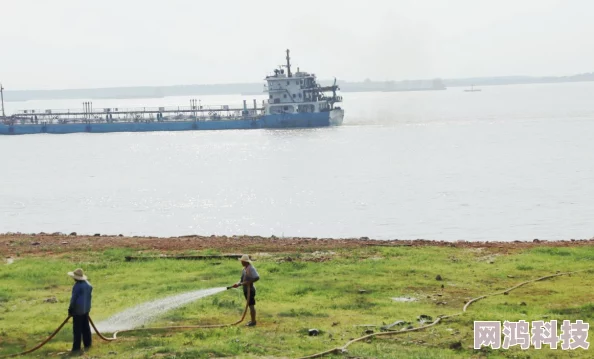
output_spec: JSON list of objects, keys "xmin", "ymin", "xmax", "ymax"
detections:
[
  {"xmin": 287, "ymin": 81, "xmax": 290, "ymax": 85},
  {"xmin": 292, "ymin": 94, "xmax": 296, "ymax": 98},
  {"xmin": 283, "ymin": 94, "xmax": 287, "ymax": 98},
  {"xmin": 299, "ymin": 93, "xmax": 302, "ymax": 98},
  {"xmin": 284, "ymin": 106, "xmax": 288, "ymax": 111}
]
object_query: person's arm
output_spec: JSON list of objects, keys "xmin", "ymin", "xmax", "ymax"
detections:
[
  {"xmin": 68, "ymin": 284, "xmax": 79, "ymax": 316},
  {"xmin": 232, "ymin": 272, "xmax": 244, "ymax": 288},
  {"xmin": 241, "ymin": 266, "xmax": 259, "ymax": 285},
  {"xmin": 251, "ymin": 266, "xmax": 260, "ymax": 283}
]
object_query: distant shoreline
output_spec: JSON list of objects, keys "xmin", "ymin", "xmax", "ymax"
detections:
[{"xmin": 3, "ymin": 72, "xmax": 593, "ymax": 102}]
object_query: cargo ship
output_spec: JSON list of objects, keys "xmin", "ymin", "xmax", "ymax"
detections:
[{"xmin": 0, "ymin": 50, "xmax": 344, "ymax": 135}]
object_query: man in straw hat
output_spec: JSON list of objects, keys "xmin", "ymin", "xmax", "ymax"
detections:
[
  {"xmin": 232, "ymin": 254, "xmax": 260, "ymax": 326},
  {"xmin": 67, "ymin": 268, "xmax": 93, "ymax": 353}
]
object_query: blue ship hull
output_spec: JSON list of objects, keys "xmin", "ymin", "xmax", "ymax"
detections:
[{"xmin": 0, "ymin": 110, "xmax": 344, "ymax": 135}]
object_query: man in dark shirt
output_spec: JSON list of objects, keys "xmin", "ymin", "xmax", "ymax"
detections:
[
  {"xmin": 67, "ymin": 268, "xmax": 93, "ymax": 353},
  {"xmin": 232, "ymin": 254, "xmax": 260, "ymax": 326}
]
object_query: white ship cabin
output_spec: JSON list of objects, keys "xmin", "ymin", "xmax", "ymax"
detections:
[{"xmin": 264, "ymin": 50, "xmax": 341, "ymax": 115}]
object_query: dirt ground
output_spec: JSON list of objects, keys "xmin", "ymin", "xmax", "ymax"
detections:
[{"xmin": 1, "ymin": 232, "xmax": 593, "ymax": 257}]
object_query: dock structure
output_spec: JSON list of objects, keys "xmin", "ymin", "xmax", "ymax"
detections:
[{"xmin": 6, "ymin": 99, "xmax": 265, "ymax": 125}]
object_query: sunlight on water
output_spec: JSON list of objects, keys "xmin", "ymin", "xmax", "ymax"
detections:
[{"xmin": 2, "ymin": 83, "xmax": 594, "ymax": 241}]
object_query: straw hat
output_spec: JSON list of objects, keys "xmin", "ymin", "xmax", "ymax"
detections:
[
  {"xmin": 67, "ymin": 268, "xmax": 87, "ymax": 281},
  {"xmin": 238, "ymin": 254, "xmax": 252, "ymax": 263}
]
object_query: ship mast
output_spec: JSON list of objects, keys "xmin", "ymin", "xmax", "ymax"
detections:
[
  {"xmin": 285, "ymin": 49, "xmax": 292, "ymax": 78},
  {"xmin": 0, "ymin": 83, "xmax": 5, "ymax": 118}
]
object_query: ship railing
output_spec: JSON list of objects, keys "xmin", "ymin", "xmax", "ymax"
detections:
[
  {"xmin": 14, "ymin": 105, "xmax": 264, "ymax": 117},
  {"xmin": 9, "ymin": 114, "xmax": 264, "ymax": 126},
  {"xmin": 318, "ymin": 94, "xmax": 342, "ymax": 102}
]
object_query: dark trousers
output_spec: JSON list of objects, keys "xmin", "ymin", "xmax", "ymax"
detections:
[
  {"xmin": 72, "ymin": 313, "xmax": 92, "ymax": 351},
  {"xmin": 243, "ymin": 286, "xmax": 256, "ymax": 305}
]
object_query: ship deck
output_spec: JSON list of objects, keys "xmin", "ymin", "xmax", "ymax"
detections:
[{"xmin": 4, "ymin": 102, "xmax": 265, "ymax": 125}]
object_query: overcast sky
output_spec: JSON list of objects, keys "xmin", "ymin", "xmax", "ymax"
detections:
[{"xmin": 1, "ymin": 0, "xmax": 592, "ymax": 90}]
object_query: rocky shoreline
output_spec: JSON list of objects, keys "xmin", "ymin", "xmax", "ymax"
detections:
[{"xmin": 1, "ymin": 232, "xmax": 593, "ymax": 257}]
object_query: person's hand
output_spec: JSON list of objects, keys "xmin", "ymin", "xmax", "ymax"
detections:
[
  {"xmin": 68, "ymin": 307, "xmax": 73, "ymax": 316},
  {"xmin": 232, "ymin": 283, "xmax": 239, "ymax": 288}
]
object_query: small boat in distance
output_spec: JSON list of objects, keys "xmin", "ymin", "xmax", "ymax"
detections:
[{"xmin": 464, "ymin": 85, "xmax": 482, "ymax": 92}]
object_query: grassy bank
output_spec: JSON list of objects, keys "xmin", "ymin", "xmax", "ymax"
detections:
[{"xmin": 0, "ymin": 240, "xmax": 593, "ymax": 358}]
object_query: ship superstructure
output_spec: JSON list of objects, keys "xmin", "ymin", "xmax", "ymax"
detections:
[
  {"xmin": 264, "ymin": 50, "xmax": 342, "ymax": 119},
  {"xmin": 0, "ymin": 50, "xmax": 344, "ymax": 135}
]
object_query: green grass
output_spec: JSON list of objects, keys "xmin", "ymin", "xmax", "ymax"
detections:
[{"xmin": 0, "ymin": 245, "xmax": 592, "ymax": 358}]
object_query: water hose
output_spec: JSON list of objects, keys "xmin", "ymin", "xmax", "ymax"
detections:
[
  {"xmin": 92, "ymin": 285, "xmax": 250, "ymax": 340},
  {"xmin": 1, "ymin": 271, "xmax": 589, "ymax": 358},
  {"xmin": 0, "ymin": 286, "xmax": 250, "ymax": 357},
  {"xmin": 0, "ymin": 316, "xmax": 72, "ymax": 358},
  {"xmin": 296, "ymin": 270, "xmax": 588, "ymax": 359}
]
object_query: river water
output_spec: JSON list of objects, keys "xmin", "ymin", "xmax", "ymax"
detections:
[{"xmin": 1, "ymin": 82, "xmax": 593, "ymax": 241}]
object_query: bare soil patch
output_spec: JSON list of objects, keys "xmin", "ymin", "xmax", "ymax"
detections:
[{"xmin": 1, "ymin": 233, "xmax": 592, "ymax": 257}]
